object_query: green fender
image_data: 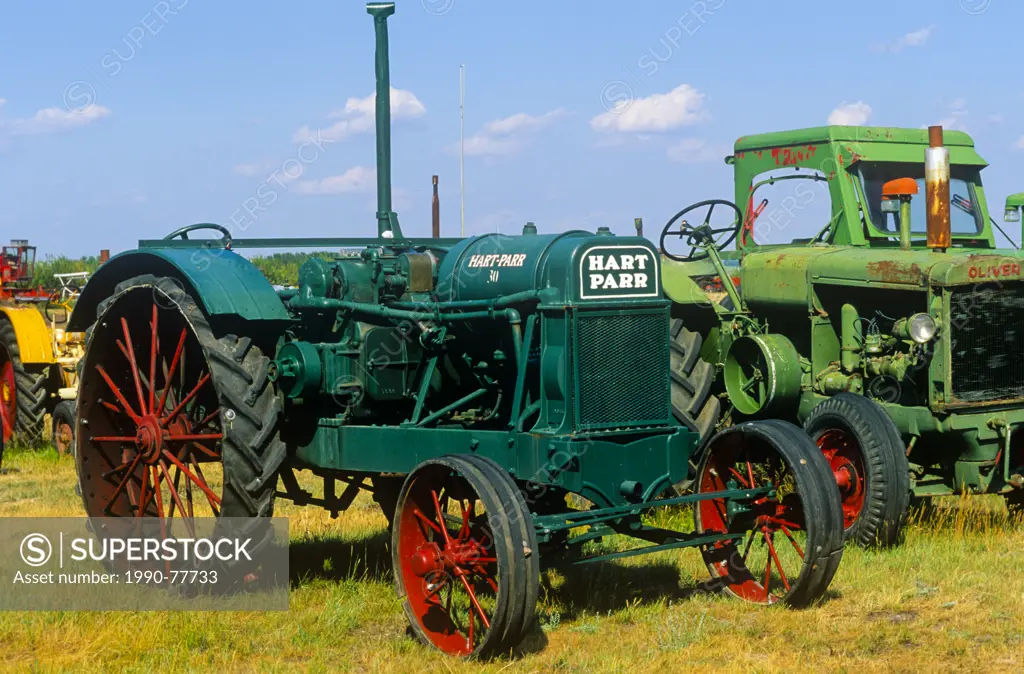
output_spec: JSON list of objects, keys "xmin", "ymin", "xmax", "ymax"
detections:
[{"xmin": 68, "ymin": 248, "xmax": 291, "ymax": 331}]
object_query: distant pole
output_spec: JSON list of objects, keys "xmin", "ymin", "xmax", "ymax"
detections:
[
  {"xmin": 432, "ymin": 175, "xmax": 440, "ymax": 238},
  {"xmin": 459, "ymin": 64, "xmax": 466, "ymax": 237}
]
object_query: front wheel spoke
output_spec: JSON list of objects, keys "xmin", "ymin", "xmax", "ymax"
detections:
[
  {"xmin": 744, "ymin": 449, "xmax": 756, "ymax": 488},
  {"xmin": 762, "ymin": 531, "xmax": 772, "ymax": 598},
  {"xmin": 91, "ymin": 436, "xmax": 137, "ymax": 443},
  {"xmin": 413, "ymin": 508, "xmax": 443, "ymax": 535},
  {"xmin": 432, "ymin": 491, "xmax": 453, "ymax": 545},
  {"xmin": 765, "ymin": 532, "xmax": 790, "ymax": 592},
  {"xmin": 726, "ymin": 466, "xmax": 751, "ymax": 488},
  {"xmin": 458, "ymin": 574, "xmax": 491, "ymax": 630},
  {"xmin": 778, "ymin": 523, "xmax": 805, "ymax": 559}
]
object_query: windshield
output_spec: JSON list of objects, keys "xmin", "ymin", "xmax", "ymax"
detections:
[{"xmin": 856, "ymin": 162, "xmax": 982, "ymax": 236}]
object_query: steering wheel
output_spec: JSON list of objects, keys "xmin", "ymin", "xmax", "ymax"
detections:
[
  {"xmin": 660, "ymin": 199, "xmax": 743, "ymax": 262},
  {"xmin": 163, "ymin": 223, "xmax": 233, "ymax": 246}
]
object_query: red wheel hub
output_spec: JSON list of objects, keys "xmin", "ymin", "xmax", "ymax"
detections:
[{"xmin": 817, "ymin": 429, "xmax": 866, "ymax": 529}]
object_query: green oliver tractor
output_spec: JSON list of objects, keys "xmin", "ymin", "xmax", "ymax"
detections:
[
  {"xmin": 66, "ymin": 3, "xmax": 845, "ymax": 659},
  {"xmin": 661, "ymin": 124, "xmax": 1024, "ymax": 548}
]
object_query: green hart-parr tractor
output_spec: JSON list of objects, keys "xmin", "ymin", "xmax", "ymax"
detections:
[
  {"xmin": 65, "ymin": 3, "xmax": 845, "ymax": 659},
  {"xmin": 661, "ymin": 124, "xmax": 1024, "ymax": 548}
]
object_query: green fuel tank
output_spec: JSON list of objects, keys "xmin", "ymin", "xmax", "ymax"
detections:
[{"xmin": 436, "ymin": 227, "xmax": 662, "ymax": 305}]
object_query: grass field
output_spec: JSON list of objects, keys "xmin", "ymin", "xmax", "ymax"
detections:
[{"xmin": 0, "ymin": 446, "xmax": 1022, "ymax": 673}]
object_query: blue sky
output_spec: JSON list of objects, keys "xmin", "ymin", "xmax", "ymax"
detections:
[{"xmin": 1, "ymin": 0, "xmax": 1022, "ymax": 257}]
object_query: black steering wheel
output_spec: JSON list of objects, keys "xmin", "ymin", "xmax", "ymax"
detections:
[
  {"xmin": 162, "ymin": 223, "xmax": 233, "ymax": 246},
  {"xmin": 660, "ymin": 199, "xmax": 743, "ymax": 262}
]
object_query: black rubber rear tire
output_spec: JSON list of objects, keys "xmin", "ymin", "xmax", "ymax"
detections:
[
  {"xmin": 76, "ymin": 274, "xmax": 286, "ymax": 581},
  {"xmin": 0, "ymin": 320, "xmax": 48, "ymax": 445},
  {"xmin": 803, "ymin": 393, "xmax": 910, "ymax": 548},
  {"xmin": 669, "ymin": 318, "xmax": 721, "ymax": 442}
]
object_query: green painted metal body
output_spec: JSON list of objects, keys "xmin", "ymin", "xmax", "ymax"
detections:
[
  {"xmin": 664, "ymin": 125, "xmax": 1024, "ymax": 498},
  {"xmin": 71, "ymin": 2, "xmax": 743, "ymax": 556},
  {"xmin": 68, "ymin": 248, "xmax": 291, "ymax": 330}
]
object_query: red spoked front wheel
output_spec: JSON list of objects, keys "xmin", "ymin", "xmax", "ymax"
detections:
[
  {"xmin": 76, "ymin": 275, "xmax": 285, "ymax": 529},
  {"xmin": 393, "ymin": 455, "xmax": 538, "ymax": 659},
  {"xmin": 695, "ymin": 420, "xmax": 844, "ymax": 607}
]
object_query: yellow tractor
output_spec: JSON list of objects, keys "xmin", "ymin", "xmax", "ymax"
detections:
[
  {"xmin": 0, "ymin": 307, "xmax": 83, "ymax": 452},
  {"xmin": 0, "ymin": 241, "xmax": 89, "ymax": 452}
]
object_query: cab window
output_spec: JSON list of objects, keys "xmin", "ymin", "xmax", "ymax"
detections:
[{"xmin": 855, "ymin": 162, "xmax": 982, "ymax": 235}]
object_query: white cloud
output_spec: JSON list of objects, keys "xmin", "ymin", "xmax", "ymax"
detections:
[
  {"xmin": 294, "ymin": 166, "xmax": 376, "ymax": 195},
  {"xmin": 872, "ymin": 25, "xmax": 934, "ymax": 53},
  {"xmin": 454, "ymin": 108, "xmax": 567, "ymax": 157},
  {"xmin": 1014, "ymin": 137, "xmax": 1024, "ymax": 151},
  {"xmin": 591, "ymin": 84, "xmax": 707, "ymax": 133},
  {"xmin": 0, "ymin": 99, "xmax": 6, "ymax": 110},
  {"xmin": 987, "ymin": 113, "xmax": 1004, "ymax": 124},
  {"xmin": 666, "ymin": 138, "xmax": 728, "ymax": 164},
  {"xmin": 929, "ymin": 98, "xmax": 970, "ymax": 132},
  {"xmin": 462, "ymin": 134, "xmax": 520, "ymax": 156},
  {"xmin": 293, "ymin": 87, "xmax": 425, "ymax": 143},
  {"xmin": 828, "ymin": 101, "xmax": 872, "ymax": 126},
  {"xmin": 484, "ymin": 108, "xmax": 567, "ymax": 134},
  {"xmin": 0, "ymin": 103, "xmax": 111, "ymax": 136}
]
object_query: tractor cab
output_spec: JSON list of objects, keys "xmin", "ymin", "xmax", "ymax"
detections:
[
  {"xmin": 1, "ymin": 240, "xmax": 37, "ymax": 289},
  {"xmin": 729, "ymin": 126, "xmax": 998, "ymax": 251}
]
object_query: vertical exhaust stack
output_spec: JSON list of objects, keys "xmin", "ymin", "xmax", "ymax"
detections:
[
  {"xmin": 431, "ymin": 175, "xmax": 440, "ymax": 238},
  {"xmin": 367, "ymin": 3, "xmax": 404, "ymax": 241},
  {"xmin": 925, "ymin": 125, "xmax": 951, "ymax": 251}
]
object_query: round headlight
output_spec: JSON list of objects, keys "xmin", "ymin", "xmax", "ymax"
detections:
[{"xmin": 908, "ymin": 313, "xmax": 937, "ymax": 344}]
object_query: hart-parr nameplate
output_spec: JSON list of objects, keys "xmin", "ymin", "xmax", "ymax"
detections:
[{"xmin": 579, "ymin": 245, "xmax": 659, "ymax": 300}]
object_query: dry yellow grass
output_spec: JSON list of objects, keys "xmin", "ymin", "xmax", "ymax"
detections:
[{"xmin": 0, "ymin": 446, "xmax": 1022, "ymax": 673}]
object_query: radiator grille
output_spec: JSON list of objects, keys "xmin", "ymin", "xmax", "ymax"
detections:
[
  {"xmin": 949, "ymin": 286, "xmax": 1024, "ymax": 403},
  {"xmin": 575, "ymin": 311, "xmax": 670, "ymax": 430}
]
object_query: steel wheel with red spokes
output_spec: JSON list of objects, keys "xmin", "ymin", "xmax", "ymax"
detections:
[
  {"xmin": 393, "ymin": 455, "xmax": 539, "ymax": 659},
  {"xmin": 803, "ymin": 393, "xmax": 910, "ymax": 547},
  {"xmin": 695, "ymin": 420, "xmax": 844, "ymax": 607},
  {"xmin": 76, "ymin": 275, "xmax": 285, "ymax": 557}
]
